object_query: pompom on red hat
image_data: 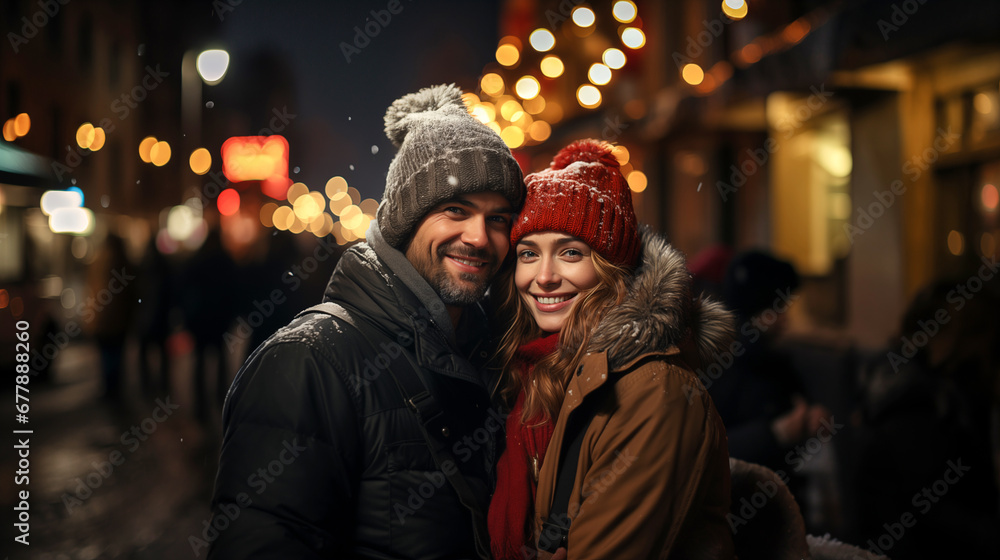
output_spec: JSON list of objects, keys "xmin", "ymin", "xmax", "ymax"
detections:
[{"xmin": 511, "ymin": 139, "xmax": 641, "ymax": 268}]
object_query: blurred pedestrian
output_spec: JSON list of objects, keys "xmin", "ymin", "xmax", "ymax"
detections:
[
  {"xmin": 710, "ymin": 251, "xmax": 831, "ymax": 475},
  {"xmin": 209, "ymin": 83, "xmax": 525, "ymax": 559},
  {"xmin": 134, "ymin": 236, "xmax": 174, "ymax": 395},
  {"xmin": 86, "ymin": 233, "xmax": 135, "ymax": 399},
  {"xmin": 853, "ymin": 280, "xmax": 1000, "ymax": 558},
  {"xmin": 179, "ymin": 222, "xmax": 237, "ymax": 420}
]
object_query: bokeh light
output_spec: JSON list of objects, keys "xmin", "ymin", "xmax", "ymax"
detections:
[
  {"xmin": 330, "ymin": 192, "xmax": 351, "ymax": 215},
  {"xmin": 89, "ymin": 127, "xmax": 106, "ymax": 151},
  {"xmin": 287, "ymin": 182, "xmax": 308, "ymax": 203},
  {"xmin": 627, "ymin": 170, "xmax": 647, "ymax": 192},
  {"xmin": 139, "ymin": 136, "xmax": 157, "ymax": 163},
  {"xmin": 723, "ymin": 0, "xmax": 749, "ymax": 20},
  {"xmin": 682, "ymin": 63, "xmax": 705, "ymax": 85},
  {"xmin": 217, "ymin": 188, "xmax": 240, "ymax": 216},
  {"xmin": 190, "ymin": 148, "xmax": 212, "ymax": 175},
  {"xmin": 150, "ymin": 140, "xmax": 171, "ymax": 166},
  {"xmin": 981, "ymin": 183, "xmax": 998, "ymax": 211},
  {"xmin": 588, "ymin": 63, "xmax": 612, "ymax": 86},
  {"xmin": 325, "ymin": 176, "xmax": 348, "ymax": 198},
  {"xmin": 500, "ymin": 126, "xmax": 525, "ymax": 149},
  {"xmin": 947, "ymin": 230, "xmax": 964, "ymax": 256},
  {"xmin": 260, "ymin": 202, "xmax": 278, "ymax": 227},
  {"xmin": 603, "ymin": 48, "xmax": 626, "ymax": 69},
  {"xmin": 572, "ymin": 6, "xmax": 595, "ymax": 27},
  {"xmin": 496, "ymin": 43, "xmax": 520, "ymax": 67},
  {"xmin": 576, "ymin": 85, "xmax": 602, "ymax": 108},
  {"xmin": 76, "ymin": 123, "xmax": 96, "ymax": 149},
  {"xmin": 528, "ymin": 120, "xmax": 551, "ymax": 142},
  {"xmin": 13, "ymin": 113, "xmax": 30, "ymax": 136},
  {"xmin": 515, "ymin": 76, "xmax": 541, "ymax": 100},
  {"xmin": 621, "ymin": 27, "xmax": 646, "ymax": 49},
  {"xmin": 540, "ymin": 55, "xmax": 564, "ymax": 78},
  {"xmin": 481, "ymin": 73, "xmax": 505, "ymax": 96},
  {"xmin": 612, "ymin": 0, "xmax": 637, "ymax": 23},
  {"xmin": 529, "ymin": 29, "xmax": 556, "ymax": 52}
]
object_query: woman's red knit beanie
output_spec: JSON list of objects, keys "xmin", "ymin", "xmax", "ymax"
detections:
[{"xmin": 510, "ymin": 139, "xmax": 641, "ymax": 268}]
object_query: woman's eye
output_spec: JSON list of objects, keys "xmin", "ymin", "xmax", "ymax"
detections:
[{"xmin": 517, "ymin": 250, "xmax": 537, "ymax": 260}]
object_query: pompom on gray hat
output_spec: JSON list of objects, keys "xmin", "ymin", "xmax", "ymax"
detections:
[{"xmin": 377, "ymin": 83, "xmax": 525, "ymax": 248}]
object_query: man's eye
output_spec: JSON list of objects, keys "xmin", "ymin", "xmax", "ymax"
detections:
[
  {"xmin": 488, "ymin": 215, "xmax": 510, "ymax": 225},
  {"xmin": 444, "ymin": 206, "xmax": 465, "ymax": 215}
]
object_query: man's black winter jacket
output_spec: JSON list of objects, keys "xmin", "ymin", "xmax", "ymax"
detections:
[{"xmin": 209, "ymin": 242, "xmax": 498, "ymax": 559}]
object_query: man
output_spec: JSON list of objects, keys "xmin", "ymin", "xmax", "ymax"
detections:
[{"xmin": 208, "ymin": 84, "xmax": 524, "ymax": 559}]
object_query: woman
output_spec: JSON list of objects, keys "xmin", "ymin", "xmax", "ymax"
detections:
[{"xmin": 487, "ymin": 139, "xmax": 736, "ymax": 559}]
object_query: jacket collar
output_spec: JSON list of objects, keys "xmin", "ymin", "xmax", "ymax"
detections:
[
  {"xmin": 586, "ymin": 227, "xmax": 734, "ymax": 373},
  {"xmin": 322, "ymin": 231, "xmax": 492, "ymax": 389}
]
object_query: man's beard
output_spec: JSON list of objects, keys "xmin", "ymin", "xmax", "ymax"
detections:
[{"xmin": 411, "ymin": 243, "xmax": 495, "ymax": 306}]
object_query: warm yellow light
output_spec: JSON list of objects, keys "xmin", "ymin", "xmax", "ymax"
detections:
[
  {"xmin": 528, "ymin": 120, "xmax": 551, "ymax": 142},
  {"xmin": 603, "ymin": 48, "xmax": 626, "ymax": 69},
  {"xmin": 481, "ymin": 73, "xmax": 505, "ymax": 96},
  {"xmin": 572, "ymin": 6, "xmax": 595, "ymax": 27},
  {"xmin": 474, "ymin": 102, "xmax": 497, "ymax": 123},
  {"xmin": 190, "ymin": 148, "xmax": 212, "ymax": 175},
  {"xmin": 341, "ymin": 205, "xmax": 364, "ymax": 230},
  {"xmin": 540, "ymin": 55, "xmax": 564, "ymax": 78},
  {"xmin": 500, "ymin": 126, "xmax": 525, "ymax": 149},
  {"xmin": 682, "ymin": 63, "xmax": 705, "ymax": 85},
  {"xmin": 722, "ymin": 0, "xmax": 749, "ymax": 20},
  {"xmin": 13, "ymin": 113, "xmax": 30, "ymax": 136},
  {"xmin": 89, "ymin": 127, "xmax": 106, "ymax": 151},
  {"xmin": 348, "ymin": 186, "xmax": 361, "ymax": 203},
  {"xmin": 287, "ymin": 182, "xmax": 308, "ymax": 203},
  {"xmin": 76, "ymin": 123, "xmax": 96, "ymax": 149},
  {"xmin": 293, "ymin": 191, "xmax": 324, "ymax": 222},
  {"xmin": 576, "ymin": 85, "xmax": 602, "ymax": 108},
  {"xmin": 2, "ymin": 119, "xmax": 15, "ymax": 142},
  {"xmin": 260, "ymin": 202, "xmax": 278, "ymax": 227},
  {"xmin": 325, "ymin": 176, "xmax": 348, "ymax": 198},
  {"xmin": 612, "ymin": 0, "xmax": 637, "ymax": 23},
  {"xmin": 523, "ymin": 96, "xmax": 546, "ymax": 115},
  {"xmin": 588, "ymin": 63, "xmax": 612, "ymax": 86},
  {"xmin": 288, "ymin": 216, "xmax": 306, "ymax": 234},
  {"xmin": 627, "ymin": 170, "xmax": 647, "ymax": 192},
  {"xmin": 272, "ymin": 206, "xmax": 292, "ymax": 231},
  {"xmin": 330, "ymin": 191, "xmax": 351, "ymax": 215},
  {"xmin": 514, "ymin": 76, "xmax": 541, "ymax": 100},
  {"xmin": 529, "ymin": 29, "xmax": 556, "ymax": 52},
  {"xmin": 496, "ymin": 44, "xmax": 520, "ymax": 67},
  {"xmin": 500, "ymin": 100, "xmax": 523, "ymax": 121},
  {"xmin": 947, "ymin": 230, "xmax": 964, "ymax": 256},
  {"xmin": 150, "ymin": 140, "xmax": 171, "ymax": 166},
  {"xmin": 461, "ymin": 92, "xmax": 481, "ymax": 107},
  {"xmin": 611, "ymin": 145, "xmax": 630, "ymax": 165},
  {"xmin": 621, "ymin": 27, "xmax": 645, "ymax": 49},
  {"xmin": 486, "ymin": 121, "xmax": 502, "ymax": 135},
  {"xmin": 139, "ymin": 136, "xmax": 157, "ymax": 163}
]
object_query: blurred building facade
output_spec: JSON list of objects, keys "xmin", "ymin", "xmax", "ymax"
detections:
[{"xmin": 486, "ymin": 0, "xmax": 1000, "ymax": 347}]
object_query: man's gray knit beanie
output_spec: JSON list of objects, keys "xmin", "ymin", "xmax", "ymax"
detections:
[{"xmin": 377, "ymin": 83, "xmax": 525, "ymax": 248}]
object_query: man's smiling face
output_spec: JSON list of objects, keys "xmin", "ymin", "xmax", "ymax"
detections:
[{"xmin": 404, "ymin": 192, "xmax": 514, "ymax": 307}]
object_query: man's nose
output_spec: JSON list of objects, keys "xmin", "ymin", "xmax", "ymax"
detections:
[{"xmin": 461, "ymin": 215, "xmax": 489, "ymax": 249}]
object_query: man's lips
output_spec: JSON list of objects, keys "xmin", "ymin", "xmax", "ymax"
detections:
[
  {"xmin": 531, "ymin": 293, "xmax": 577, "ymax": 312},
  {"xmin": 445, "ymin": 255, "xmax": 489, "ymax": 273}
]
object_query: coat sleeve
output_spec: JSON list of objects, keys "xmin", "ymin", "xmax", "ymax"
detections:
[
  {"xmin": 564, "ymin": 364, "xmax": 722, "ymax": 560},
  {"xmin": 207, "ymin": 339, "xmax": 362, "ymax": 560}
]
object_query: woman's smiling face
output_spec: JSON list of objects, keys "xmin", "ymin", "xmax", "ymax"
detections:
[{"xmin": 514, "ymin": 231, "xmax": 600, "ymax": 334}]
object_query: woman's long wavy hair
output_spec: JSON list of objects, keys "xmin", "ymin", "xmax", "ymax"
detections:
[{"xmin": 494, "ymin": 249, "xmax": 632, "ymax": 424}]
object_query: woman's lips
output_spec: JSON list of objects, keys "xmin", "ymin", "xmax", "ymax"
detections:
[{"xmin": 532, "ymin": 293, "xmax": 577, "ymax": 313}]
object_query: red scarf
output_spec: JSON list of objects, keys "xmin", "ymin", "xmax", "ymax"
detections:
[{"xmin": 489, "ymin": 333, "xmax": 560, "ymax": 560}]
